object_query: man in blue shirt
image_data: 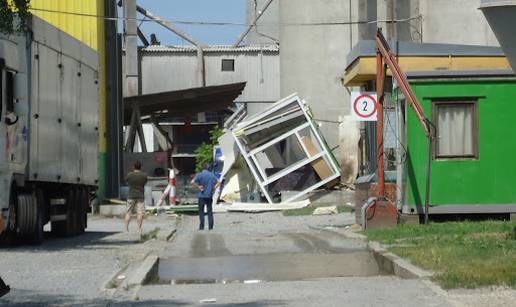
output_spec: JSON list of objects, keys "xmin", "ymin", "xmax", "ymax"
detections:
[{"xmin": 191, "ymin": 164, "xmax": 221, "ymax": 230}]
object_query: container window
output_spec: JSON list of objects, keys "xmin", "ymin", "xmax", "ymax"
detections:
[
  {"xmin": 221, "ymin": 59, "xmax": 235, "ymax": 72},
  {"xmin": 433, "ymin": 100, "xmax": 478, "ymax": 159}
]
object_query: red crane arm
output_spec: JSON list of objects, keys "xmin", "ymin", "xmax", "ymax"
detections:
[{"xmin": 375, "ymin": 30, "xmax": 432, "ymax": 138}]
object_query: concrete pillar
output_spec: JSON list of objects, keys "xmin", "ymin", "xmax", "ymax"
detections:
[
  {"xmin": 279, "ymin": 0, "xmax": 360, "ymax": 184},
  {"xmin": 124, "ymin": 0, "xmax": 139, "ymax": 97}
]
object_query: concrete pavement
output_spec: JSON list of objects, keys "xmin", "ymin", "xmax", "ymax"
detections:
[{"xmin": 135, "ymin": 212, "xmax": 453, "ymax": 306}]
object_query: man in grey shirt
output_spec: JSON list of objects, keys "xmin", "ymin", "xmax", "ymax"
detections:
[{"xmin": 125, "ymin": 161, "xmax": 148, "ymax": 234}]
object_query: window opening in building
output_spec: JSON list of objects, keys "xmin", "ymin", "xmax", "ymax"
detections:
[
  {"xmin": 221, "ymin": 59, "xmax": 235, "ymax": 72},
  {"xmin": 433, "ymin": 100, "xmax": 478, "ymax": 159}
]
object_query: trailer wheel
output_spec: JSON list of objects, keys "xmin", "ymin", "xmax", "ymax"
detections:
[
  {"xmin": 16, "ymin": 194, "xmax": 41, "ymax": 244},
  {"xmin": 30, "ymin": 189, "xmax": 46, "ymax": 245}
]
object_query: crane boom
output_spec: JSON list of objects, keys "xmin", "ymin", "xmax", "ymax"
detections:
[{"xmin": 375, "ymin": 30, "xmax": 432, "ymax": 137}]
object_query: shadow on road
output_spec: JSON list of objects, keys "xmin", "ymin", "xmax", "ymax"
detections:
[
  {"xmin": 0, "ymin": 289, "xmax": 285, "ymax": 306},
  {"xmin": 0, "ymin": 231, "xmax": 137, "ymax": 252}
]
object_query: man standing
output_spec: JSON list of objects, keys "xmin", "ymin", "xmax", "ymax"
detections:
[
  {"xmin": 191, "ymin": 164, "xmax": 220, "ymax": 230},
  {"xmin": 125, "ymin": 160, "xmax": 148, "ymax": 234}
]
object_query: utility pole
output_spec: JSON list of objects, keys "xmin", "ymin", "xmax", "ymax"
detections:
[{"xmin": 124, "ymin": 0, "xmax": 138, "ymax": 98}]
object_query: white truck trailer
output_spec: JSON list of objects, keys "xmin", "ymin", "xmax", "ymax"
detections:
[{"xmin": 0, "ymin": 17, "xmax": 99, "ymax": 244}]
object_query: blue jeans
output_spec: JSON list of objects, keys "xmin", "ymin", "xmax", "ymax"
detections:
[{"xmin": 198, "ymin": 198, "xmax": 213, "ymax": 230}]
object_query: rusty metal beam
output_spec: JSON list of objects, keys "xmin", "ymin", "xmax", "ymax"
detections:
[
  {"xmin": 375, "ymin": 29, "xmax": 430, "ymax": 137},
  {"xmin": 376, "ymin": 51, "xmax": 385, "ymax": 198}
]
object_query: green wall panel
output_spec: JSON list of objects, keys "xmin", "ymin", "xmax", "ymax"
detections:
[{"xmin": 406, "ymin": 79, "xmax": 516, "ymax": 207}]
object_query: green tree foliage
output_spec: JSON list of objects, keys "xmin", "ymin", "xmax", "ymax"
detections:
[
  {"xmin": 0, "ymin": 0, "xmax": 31, "ymax": 34},
  {"xmin": 194, "ymin": 125, "xmax": 224, "ymax": 173}
]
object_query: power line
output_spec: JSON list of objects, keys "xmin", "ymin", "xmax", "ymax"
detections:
[{"xmin": 29, "ymin": 7, "xmax": 421, "ymax": 27}]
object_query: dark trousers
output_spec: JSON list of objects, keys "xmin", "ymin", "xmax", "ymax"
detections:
[{"xmin": 198, "ymin": 198, "xmax": 214, "ymax": 230}]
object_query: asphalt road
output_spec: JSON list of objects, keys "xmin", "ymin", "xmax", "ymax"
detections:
[
  {"xmin": 1, "ymin": 211, "xmax": 514, "ymax": 306},
  {"xmin": 0, "ymin": 215, "xmax": 176, "ymax": 306}
]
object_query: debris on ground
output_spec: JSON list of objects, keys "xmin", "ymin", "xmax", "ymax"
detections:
[
  {"xmin": 199, "ymin": 298, "xmax": 217, "ymax": 304},
  {"xmin": 226, "ymin": 199, "xmax": 311, "ymax": 213},
  {"xmin": 219, "ymin": 94, "xmax": 341, "ymax": 205},
  {"xmin": 312, "ymin": 206, "xmax": 339, "ymax": 215}
]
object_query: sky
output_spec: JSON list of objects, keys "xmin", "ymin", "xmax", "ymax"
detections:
[{"xmin": 130, "ymin": 0, "xmax": 248, "ymax": 46}]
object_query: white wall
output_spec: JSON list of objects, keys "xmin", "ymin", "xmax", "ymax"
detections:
[{"xmin": 279, "ymin": 0, "xmax": 361, "ymax": 183}]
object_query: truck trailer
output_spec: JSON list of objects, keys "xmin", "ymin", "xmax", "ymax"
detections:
[{"xmin": 0, "ymin": 17, "xmax": 99, "ymax": 244}]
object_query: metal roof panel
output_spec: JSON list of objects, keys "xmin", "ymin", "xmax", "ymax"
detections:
[{"xmin": 142, "ymin": 44, "xmax": 279, "ymax": 53}]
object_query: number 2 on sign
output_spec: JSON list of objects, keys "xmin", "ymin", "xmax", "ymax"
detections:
[{"xmin": 351, "ymin": 92, "xmax": 377, "ymax": 121}]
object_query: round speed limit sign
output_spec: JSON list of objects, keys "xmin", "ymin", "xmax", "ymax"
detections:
[{"xmin": 351, "ymin": 92, "xmax": 378, "ymax": 121}]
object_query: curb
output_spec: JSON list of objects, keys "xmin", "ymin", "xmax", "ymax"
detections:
[
  {"xmin": 340, "ymin": 229, "xmax": 434, "ymax": 279},
  {"xmin": 127, "ymin": 255, "xmax": 159, "ymax": 287},
  {"xmin": 368, "ymin": 241, "xmax": 434, "ymax": 279},
  {"xmin": 165, "ymin": 229, "xmax": 177, "ymax": 241},
  {"xmin": 157, "ymin": 228, "xmax": 177, "ymax": 241},
  {"xmin": 103, "ymin": 263, "xmax": 130, "ymax": 290}
]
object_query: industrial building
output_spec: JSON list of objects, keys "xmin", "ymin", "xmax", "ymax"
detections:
[
  {"xmin": 245, "ymin": 0, "xmax": 500, "ymax": 184},
  {"xmin": 140, "ymin": 44, "xmax": 280, "ymax": 115}
]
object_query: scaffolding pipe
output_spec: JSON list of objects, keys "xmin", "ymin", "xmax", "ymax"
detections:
[
  {"xmin": 137, "ymin": 27, "xmax": 149, "ymax": 47},
  {"xmin": 136, "ymin": 5, "xmax": 206, "ymax": 86},
  {"xmin": 233, "ymin": 0, "xmax": 275, "ymax": 47}
]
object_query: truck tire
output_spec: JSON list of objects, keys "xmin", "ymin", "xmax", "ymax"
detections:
[
  {"xmin": 31, "ymin": 189, "xmax": 46, "ymax": 244},
  {"xmin": 16, "ymin": 194, "xmax": 42, "ymax": 244}
]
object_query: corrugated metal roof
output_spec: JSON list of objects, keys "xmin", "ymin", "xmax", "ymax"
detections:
[
  {"xmin": 142, "ymin": 44, "xmax": 279, "ymax": 53},
  {"xmin": 124, "ymin": 82, "xmax": 247, "ymax": 124}
]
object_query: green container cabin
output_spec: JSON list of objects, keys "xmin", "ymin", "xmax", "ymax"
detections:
[{"xmin": 401, "ymin": 70, "xmax": 516, "ymax": 215}]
